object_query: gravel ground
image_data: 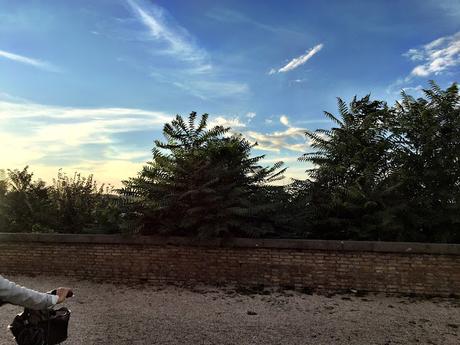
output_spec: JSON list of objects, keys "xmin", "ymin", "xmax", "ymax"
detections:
[{"xmin": 0, "ymin": 275, "xmax": 459, "ymax": 345}]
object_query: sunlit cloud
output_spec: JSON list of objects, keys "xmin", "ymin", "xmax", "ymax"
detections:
[
  {"xmin": 271, "ymin": 44, "xmax": 323, "ymax": 74},
  {"xmin": 243, "ymin": 126, "xmax": 308, "ymax": 153},
  {"xmin": 209, "ymin": 116, "xmax": 246, "ymax": 129},
  {"xmin": 387, "ymin": 31, "xmax": 460, "ymax": 95},
  {"xmin": 0, "ymin": 97, "xmax": 173, "ymax": 186},
  {"xmin": 404, "ymin": 31, "xmax": 460, "ymax": 77},
  {"xmin": 0, "ymin": 49, "xmax": 60, "ymax": 72},
  {"xmin": 1, "ymin": 93, "xmax": 310, "ymax": 187},
  {"xmin": 0, "ymin": 100, "xmax": 171, "ymax": 121}
]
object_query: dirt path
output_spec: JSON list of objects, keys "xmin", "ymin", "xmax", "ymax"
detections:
[{"xmin": 0, "ymin": 275, "xmax": 459, "ymax": 345}]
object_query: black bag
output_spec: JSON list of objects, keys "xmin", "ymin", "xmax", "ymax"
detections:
[{"xmin": 8, "ymin": 307, "xmax": 71, "ymax": 345}]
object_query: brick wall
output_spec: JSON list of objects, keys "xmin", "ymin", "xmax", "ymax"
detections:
[{"xmin": 0, "ymin": 233, "xmax": 459, "ymax": 296}]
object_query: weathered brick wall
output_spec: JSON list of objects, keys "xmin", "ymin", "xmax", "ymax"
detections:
[{"xmin": 0, "ymin": 234, "xmax": 459, "ymax": 296}]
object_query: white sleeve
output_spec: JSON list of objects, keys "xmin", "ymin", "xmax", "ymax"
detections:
[{"xmin": 0, "ymin": 275, "xmax": 56, "ymax": 310}]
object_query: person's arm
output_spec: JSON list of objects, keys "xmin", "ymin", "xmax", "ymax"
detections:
[{"xmin": 0, "ymin": 275, "xmax": 58, "ymax": 310}]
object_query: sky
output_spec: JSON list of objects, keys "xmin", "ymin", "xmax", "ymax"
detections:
[{"xmin": 1, "ymin": 0, "xmax": 459, "ymax": 187}]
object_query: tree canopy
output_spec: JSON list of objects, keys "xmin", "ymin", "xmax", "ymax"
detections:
[
  {"xmin": 1, "ymin": 82, "xmax": 458, "ymax": 243},
  {"xmin": 299, "ymin": 82, "xmax": 459, "ymax": 242},
  {"xmin": 119, "ymin": 112, "xmax": 286, "ymax": 238}
]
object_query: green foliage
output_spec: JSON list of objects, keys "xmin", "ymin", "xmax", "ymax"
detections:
[
  {"xmin": 50, "ymin": 170, "xmax": 119, "ymax": 234},
  {"xmin": 0, "ymin": 167, "xmax": 120, "ymax": 234},
  {"xmin": 300, "ymin": 82, "xmax": 460, "ymax": 243},
  {"xmin": 0, "ymin": 167, "xmax": 55, "ymax": 233},
  {"xmin": 388, "ymin": 82, "xmax": 460, "ymax": 242},
  {"xmin": 119, "ymin": 112, "xmax": 286, "ymax": 237},
  {"xmin": 1, "ymin": 81, "xmax": 458, "ymax": 243}
]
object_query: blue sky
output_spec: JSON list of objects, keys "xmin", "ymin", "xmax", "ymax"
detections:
[{"xmin": 1, "ymin": 0, "xmax": 459, "ymax": 186}]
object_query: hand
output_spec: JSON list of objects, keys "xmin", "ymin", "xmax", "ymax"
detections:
[{"xmin": 55, "ymin": 287, "xmax": 73, "ymax": 304}]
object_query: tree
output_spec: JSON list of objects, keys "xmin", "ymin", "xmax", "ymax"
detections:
[
  {"xmin": 0, "ymin": 167, "xmax": 120, "ymax": 234},
  {"xmin": 389, "ymin": 82, "xmax": 460, "ymax": 242},
  {"xmin": 0, "ymin": 169, "xmax": 9, "ymax": 231},
  {"xmin": 300, "ymin": 95, "xmax": 402, "ymax": 240},
  {"xmin": 119, "ymin": 112, "xmax": 286, "ymax": 238},
  {"xmin": 49, "ymin": 170, "xmax": 119, "ymax": 234},
  {"xmin": 0, "ymin": 166, "xmax": 55, "ymax": 233},
  {"xmin": 300, "ymin": 82, "xmax": 460, "ymax": 243}
]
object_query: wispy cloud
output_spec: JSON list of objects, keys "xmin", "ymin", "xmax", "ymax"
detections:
[
  {"xmin": 1, "ymin": 95, "xmax": 311, "ymax": 186},
  {"xmin": 0, "ymin": 49, "xmax": 60, "ymax": 72},
  {"xmin": 0, "ymin": 98, "xmax": 171, "ymax": 121},
  {"xmin": 433, "ymin": 0, "xmax": 460, "ymax": 19},
  {"xmin": 126, "ymin": 0, "xmax": 250, "ymax": 100},
  {"xmin": 0, "ymin": 96, "xmax": 173, "ymax": 186},
  {"xmin": 207, "ymin": 8, "xmax": 304, "ymax": 37},
  {"xmin": 127, "ymin": 0, "xmax": 209, "ymax": 67},
  {"xmin": 404, "ymin": 31, "xmax": 460, "ymax": 77},
  {"xmin": 271, "ymin": 44, "xmax": 323, "ymax": 74}
]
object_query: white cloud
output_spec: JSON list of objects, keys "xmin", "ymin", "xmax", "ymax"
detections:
[
  {"xmin": 405, "ymin": 31, "xmax": 460, "ymax": 77},
  {"xmin": 205, "ymin": 113, "xmax": 309, "ymax": 153},
  {"xmin": 280, "ymin": 115, "xmax": 289, "ymax": 126},
  {"xmin": 125, "ymin": 1, "xmax": 251, "ymax": 100},
  {"xmin": 401, "ymin": 85, "xmax": 424, "ymax": 95},
  {"xmin": 243, "ymin": 126, "xmax": 308, "ymax": 153},
  {"xmin": 127, "ymin": 0, "xmax": 208, "ymax": 67},
  {"xmin": 246, "ymin": 112, "xmax": 256, "ymax": 119},
  {"xmin": 271, "ymin": 43, "xmax": 323, "ymax": 74},
  {"xmin": 1, "ymin": 94, "xmax": 312, "ymax": 186},
  {"xmin": 0, "ymin": 49, "xmax": 60, "ymax": 72},
  {"xmin": 209, "ymin": 116, "xmax": 246, "ymax": 129},
  {"xmin": 403, "ymin": 49, "xmax": 424, "ymax": 61},
  {"xmin": 0, "ymin": 99, "xmax": 171, "ymax": 121},
  {"xmin": 0, "ymin": 97, "xmax": 173, "ymax": 186}
]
